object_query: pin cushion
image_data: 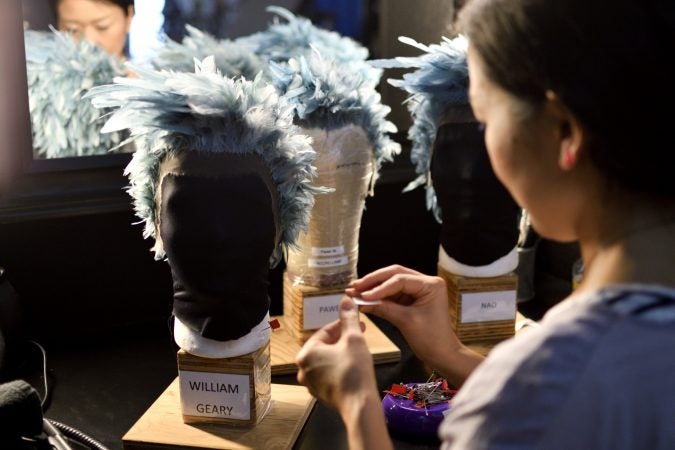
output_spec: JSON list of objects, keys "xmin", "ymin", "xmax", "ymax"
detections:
[{"xmin": 382, "ymin": 380, "xmax": 456, "ymax": 440}]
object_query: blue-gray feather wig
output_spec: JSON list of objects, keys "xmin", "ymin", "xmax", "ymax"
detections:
[
  {"xmin": 152, "ymin": 24, "xmax": 265, "ymax": 80},
  {"xmin": 239, "ymin": 6, "xmax": 382, "ymax": 88},
  {"xmin": 86, "ymin": 56, "xmax": 323, "ymax": 263},
  {"xmin": 24, "ymin": 29, "xmax": 126, "ymax": 158},
  {"xmin": 370, "ymin": 35, "xmax": 469, "ymax": 221},
  {"xmin": 268, "ymin": 51, "xmax": 400, "ymax": 190}
]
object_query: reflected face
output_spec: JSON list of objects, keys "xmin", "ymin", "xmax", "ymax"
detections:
[
  {"xmin": 57, "ymin": 0, "xmax": 133, "ymax": 58},
  {"xmin": 467, "ymin": 45, "xmax": 570, "ymax": 240}
]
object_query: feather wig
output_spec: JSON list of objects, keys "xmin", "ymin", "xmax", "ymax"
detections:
[
  {"xmin": 86, "ymin": 56, "xmax": 323, "ymax": 263},
  {"xmin": 370, "ymin": 35, "xmax": 469, "ymax": 221},
  {"xmin": 24, "ymin": 29, "xmax": 126, "ymax": 158},
  {"xmin": 239, "ymin": 6, "xmax": 382, "ymax": 88},
  {"xmin": 152, "ymin": 24, "xmax": 265, "ymax": 80},
  {"xmin": 268, "ymin": 51, "xmax": 400, "ymax": 189}
]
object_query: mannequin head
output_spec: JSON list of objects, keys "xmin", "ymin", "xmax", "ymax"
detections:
[
  {"xmin": 269, "ymin": 53, "xmax": 400, "ymax": 287},
  {"xmin": 157, "ymin": 151, "xmax": 279, "ymax": 348},
  {"xmin": 430, "ymin": 106, "xmax": 520, "ymax": 268},
  {"xmin": 88, "ymin": 57, "xmax": 322, "ymax": 356},
  {"xmin": 373, "ymin": 35, "xmax": 520, "ymax": 275}
]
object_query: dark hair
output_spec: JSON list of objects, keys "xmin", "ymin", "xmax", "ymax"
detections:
[
  {"xmin": 50, "ymin": 0, "xmax": 135, "ymax": 16},
  {"xmin": 458, "ymin": 0, "xmax": 675, "ymax": 198}
]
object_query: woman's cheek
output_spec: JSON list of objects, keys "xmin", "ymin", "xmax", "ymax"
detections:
[{"xmin": 483, "ymin": 130, "xmax": 509, "ymax": 184}]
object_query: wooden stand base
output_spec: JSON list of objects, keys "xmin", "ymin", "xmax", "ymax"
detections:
[
  {"xmin": 438, "ymin": 265, "xmax": 518, "ymax": 345},
  {"xmin": 123, "ymin": 379, "xmax": 315, "ymax": 450},
  {"xmin": 177, "ymin": 342, "xmax": 271, "ymax": 426},
  {"xmin": 269, "ymin": 314, "xmax": 400, "ymax": 375}
]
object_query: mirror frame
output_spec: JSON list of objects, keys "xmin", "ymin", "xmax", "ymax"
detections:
[{"xmin": 0, "ymin": 0, "xmax": 131, "ymax": 224}]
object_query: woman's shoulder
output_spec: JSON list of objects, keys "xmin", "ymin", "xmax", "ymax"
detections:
[
  {"xmin": 586, "ymin": 283, "xmax": 675, "ymax": 322},
  {"xmin": 440, "ymin": 284, "xmax": 675, "ymax": 449},
  {"xmin": 492, "ymin": 283, "xmax": 675, "ymax": 382}
]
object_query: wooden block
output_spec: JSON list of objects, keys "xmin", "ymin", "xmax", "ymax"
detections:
[
  {"xmin": 283, "ymin": 271, "xmax": 347, "ymax": 342},
  {"xmin": 269, "ymin": 314, "xmax": 401, "ymax": 375},
  {"xmin": 438, "ymin": 265, "xmax": 518, "ymax": 344},
  {"xmin": 176, "ymin": 342, "xmax": 271, "ymax": 427},
  {"xmin": 123, "ymin": 380, "xmax": 315, "ymax": 450}
]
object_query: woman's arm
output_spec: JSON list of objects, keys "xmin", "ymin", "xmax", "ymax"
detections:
[
  {"xmin": 296, "ymin": 297, "xmax": 393, "ymax": 450},
  {"xmin": 339, "ymin": 387, "xmax": 392, "ymax": 450}
]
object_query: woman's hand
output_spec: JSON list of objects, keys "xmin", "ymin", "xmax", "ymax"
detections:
[
  {"xmin": 296, "ymin": 297, "xmax": 376, "ymax": 412},
  {"xmin": 296, "ymin": 297, "xmax": 392, "ymax": 450},
  {"xmin": 347, "ymin": 265, "xmax": 483, "ymax": 386}
]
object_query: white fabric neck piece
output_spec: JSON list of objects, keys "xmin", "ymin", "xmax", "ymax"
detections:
[
  {"xmin": 173, "ymin": 313, "xmax": 271, "ymax": 358},
  {"xmin": 438, "ymin": 245, "xmax": 518, "ymax": 277}
]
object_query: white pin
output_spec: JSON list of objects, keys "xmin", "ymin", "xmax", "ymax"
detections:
[{"xmin": 351, "ymin": 297, "xmax": 383, "ymax": 306}]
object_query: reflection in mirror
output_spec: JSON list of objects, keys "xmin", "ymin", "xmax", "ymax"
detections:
[
  {"xmin": 24, "ymin": 29, "xmax": 131, "ymax": 159},
  {"xmin": 21, "ymin": 0, "xmax": 372, "ymax": 160},
  {"xmin": 22, "ymin": 0, "xmax": 143, "ymax": 160}
]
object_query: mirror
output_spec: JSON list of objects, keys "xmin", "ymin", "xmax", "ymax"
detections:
[
  {"xmin": 20, "ymin": 0, "xmax": 377, "ymax": 160},
  {"xmin": 1, "ymin": 0, "xmax": 380, "ymax": 222}
]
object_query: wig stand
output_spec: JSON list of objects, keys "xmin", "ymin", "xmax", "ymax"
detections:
[
  {"xmin": 122, "ymin": 377, "xmax": 314, "ymax": 450},
  {"xmin": 284, "ymin": 125, "xmax": 372, "ymax": 338},
  {"xmin": 437, "ymin": 246, "xmax": 518, "ymax": 348},
  {"xmin": 176, "ymin": 342, "xmax": 272, "ymax": 426}
]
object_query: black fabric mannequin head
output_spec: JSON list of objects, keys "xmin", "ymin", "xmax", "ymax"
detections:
[
  {"xmin": 430, "ymin": 116, "xmax": 520, "ymax": 267},
  {"xmin": 157, "ymin": 151, "xmax": 279, "ymax": 342}
]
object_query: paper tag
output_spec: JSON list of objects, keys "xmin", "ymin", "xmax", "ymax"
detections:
[
  {"xmin": 179, "ymin": 370, "xmax": 250, "ymax": 420},
  {"xmin": 460, "ymin": 290, "xmax": 517, "ymax": 323},
  {"xmin": 311, "ymin": 245, "xmax": 345, "ymax": 256},
  {"xmin": 308, "ymin": 256, "xmax": 349, "ymax": 268},
  {"xmin": 352, "ymin": 297, "xmax": 382, "ymax": 306},
  {"xmin": 303, "ymin": 293, "xmax": 343, "ymax": 329}
]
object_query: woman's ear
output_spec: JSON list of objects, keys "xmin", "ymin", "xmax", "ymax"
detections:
[{"xmin": 545, "ymin": 90, "xmax": 585, "ymax": 171}]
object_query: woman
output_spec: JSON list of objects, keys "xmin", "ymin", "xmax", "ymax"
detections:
[
  {"xmin": 25, "ymin": 0, "xmax": 134, "ymax": 158},
  {"xmin": 52, "ymin": 0, "xmax": 134, "ymax": 59},
  {"xmin": 295, "ymin": 0, "xmax": 675, "ymax": 448}
]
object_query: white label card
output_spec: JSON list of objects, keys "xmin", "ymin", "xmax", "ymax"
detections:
[
  {"xmin": 311, "ymin": 245, "xmax": 345, "ymax": 256},
  {"xmin": 308, "ymin": 256, "xmax": 349, "ymax": 268},
  {"xmin": 179, "ymin": 370, "xmax": 251, "ymax": 420},
  {"xmin": 460, "ymin": 290, "xmax": 517, "ymax": 323},
  {"xmin": 303, "ymin": 293, "xmax": 343, "ymax": 330}
]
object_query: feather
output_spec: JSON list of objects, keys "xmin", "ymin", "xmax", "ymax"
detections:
[
  {"xmin": 24, "ymin": 28, "xmax": 126, "ymax": 158},
  {"xmin": 370, "ymin": 35, "xmax": 469, "ymax": 222},
  {"xmin": 86, "ymin": 59, "xmax": 325, "ymax": 264},
  {"xmin": 152, "ymin": 25, "xmax": 265, "ymax": 80},
  {"xmin": 238, "ymin": 6, "xmax": 382, "ymax": 88},
  {"xmin": 268, "ymin": 50, "xmax": 401, "ymax": 190}
]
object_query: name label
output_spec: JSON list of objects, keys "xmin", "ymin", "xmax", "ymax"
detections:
[
  {"xmin": 179, "ymin": 370, "xmax": 250, "ymax": 420},
  {"xmin": 303, "ymin": 293, "xmax": 343, "ymax": 330},
  {"xmin": 308, "ymin": 256, "xmax": 349, "ymax": 268},
  {"xmin": 311, "ymin": 245, "xmax": 345, "ymax": 256},
  {"xmin": 460, "ymin": 290, "xmax": 517, "ymax": 323}
]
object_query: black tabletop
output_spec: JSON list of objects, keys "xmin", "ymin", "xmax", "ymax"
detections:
[{"xmin": 11, "ymin": 315, "xmax": 439, "ymax": 450}]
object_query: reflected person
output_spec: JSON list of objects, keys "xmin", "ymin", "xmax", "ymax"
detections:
[
  {"xmin": 51, "ymin": 0, "xmax": 134, "ymax": 59},
  {"xmin": 25, "ymin": 0, "xmax": 135, "ymax": 158}
]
